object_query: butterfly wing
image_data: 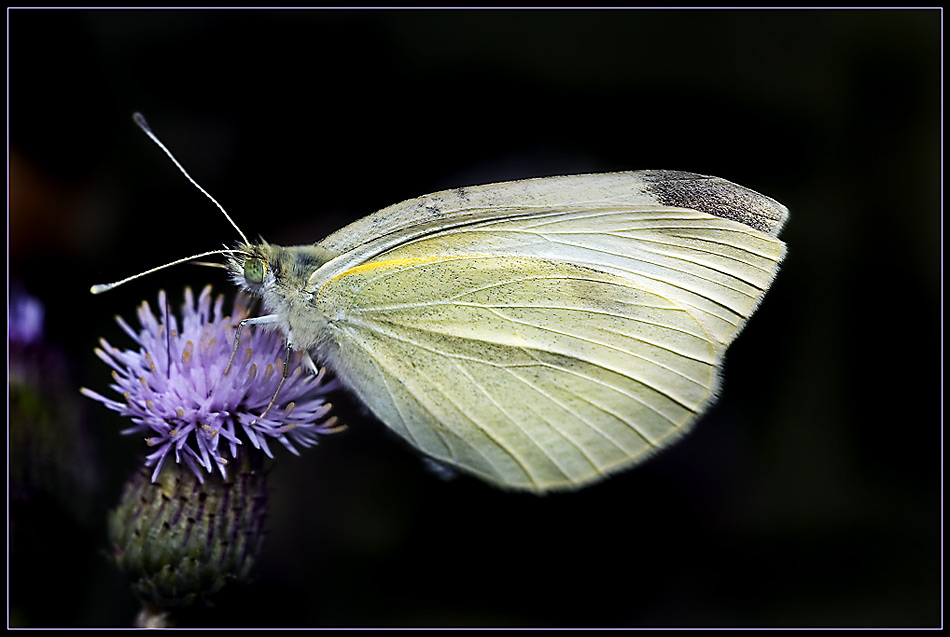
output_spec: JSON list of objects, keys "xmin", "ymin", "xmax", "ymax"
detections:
[{"xmin": 306, "ymin": 172, "xmax": 787, "ymax": 491}]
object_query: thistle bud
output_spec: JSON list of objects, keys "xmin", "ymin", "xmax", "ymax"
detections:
[{"xmin": 108, "ymin": 452, "xmax": 269, "ymax": 614}]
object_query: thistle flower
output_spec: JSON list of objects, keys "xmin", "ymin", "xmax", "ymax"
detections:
[{"xmin": 82, "ymin": 285, "xmax": 341, "ymax": 482}]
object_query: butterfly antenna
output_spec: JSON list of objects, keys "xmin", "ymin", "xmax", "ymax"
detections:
[
  {"xmin": 90, "ymin": 248, "xmax": 240, "ymax": 294},
  {"xmin": 132, "ymin": 112, "xmax": 251, "ymax": 246}
]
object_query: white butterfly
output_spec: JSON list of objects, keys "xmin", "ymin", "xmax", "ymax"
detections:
[
  {"xmin": 98, "ymin": 116, "xmax": 788, "ymax": 493},
  {"xmin": 230, "ymin": 171, "xmax": 787, "ymax": 492}
]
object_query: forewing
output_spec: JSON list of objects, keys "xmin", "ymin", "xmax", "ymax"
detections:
[{"xmin": 327, "ymin": 206, "xmax": 786, "ymax": 351}]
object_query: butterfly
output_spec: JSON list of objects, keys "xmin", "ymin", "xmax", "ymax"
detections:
[{"xmin": 97, "ymin": 115, "xmax": 788, "ymax": 493}]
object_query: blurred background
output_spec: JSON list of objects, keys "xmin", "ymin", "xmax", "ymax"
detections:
[{"xmin": 8, "ymin": 9, "xmax": 940, "ymax": 628}]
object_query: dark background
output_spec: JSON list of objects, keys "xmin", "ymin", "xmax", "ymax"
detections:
[{"xmin": 9, "ymin": 9, "xmax": 941, "ymax": 628}]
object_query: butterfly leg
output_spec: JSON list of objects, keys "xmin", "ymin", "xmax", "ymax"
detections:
[
  {"xmin": 258, "ymin": 334, "xmax": 323, "ymax": 424},
  {"xmin": 224, "ymin": 314, "xmax": 282, "ymax": 376},
  {"xmin": 252, "ymin": 340, "xmax": 293, "ymax": 425},
  {"xmin": 222, "ymin": 314, "xmax": 288, "ymax": 423}
]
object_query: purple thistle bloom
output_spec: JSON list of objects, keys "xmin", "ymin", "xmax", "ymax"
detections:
[
  {"xmin": 9, "ymin": 286, "xmax": 46, "ymax": 345},
  {"xmin": 82, "ymin": 285, "xmax": 341, "ymax": 482}
]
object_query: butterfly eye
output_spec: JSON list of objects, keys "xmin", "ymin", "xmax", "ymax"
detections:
[{"xmin": 243, "ymin": 257, "xmax": 266, "ymax": 285}]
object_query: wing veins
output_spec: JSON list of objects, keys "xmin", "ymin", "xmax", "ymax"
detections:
[
  {"xmin": 337, "ymin": 324, "xmax": 533, "ymax": 484},
  {"xmin": 349, "ymin": 294, "xmax": 716, "ymax": 367},
  {"xmin": 469, "ymin": 209, "xmax": 778, "ymax": 264},
  {"xmin": 472, "ymin": 304, "xmax": 713, "ymax": 388},
  {"xmin": 452, "ymin": 360, "xmax": 578, "ymax": 484},
  {"xmin": 407, "ymin": 356, "xmax": 538, "ymax": 485},
  {"xmin": 468, "ymin": 208, "xmax": 700, "ymax": 231},
  {"xmin": 353, "ymin": 316, "xmax": 697, "ymax": 424},
  {"xmin": 501, "ymin": 354, "xmax": 647, "ymax": 458},
  {"xmin": 556, "ymin": 374, "xmax": 660, "ymax": 449},
  {"xmin": 545, "ymin": 236, "xmax": 765, "ymax": 299},
  {"xmin": 605, "ymin": 232, "xmax": 777, "ymax": 279},
  {"xmin": 336, "ymin": 324, "xmax": 438, "ymax": 452},
  {"xmin": 455, "ymin": 302, "xmax": 713, "ymax": 362}
]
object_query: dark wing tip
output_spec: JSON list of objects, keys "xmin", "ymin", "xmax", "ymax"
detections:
[{"xmin": 640, "ymin": 170, "xmax": 788, "ymax": 237}]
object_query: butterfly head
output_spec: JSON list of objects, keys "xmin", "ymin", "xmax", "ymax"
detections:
[
  {"xmin": 229, "ymin": 242, "xmax": 274, "ymax": 297},
  {"xmin": 228, "ymin": 242, "xmax": 339, "ymax": 299}
]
